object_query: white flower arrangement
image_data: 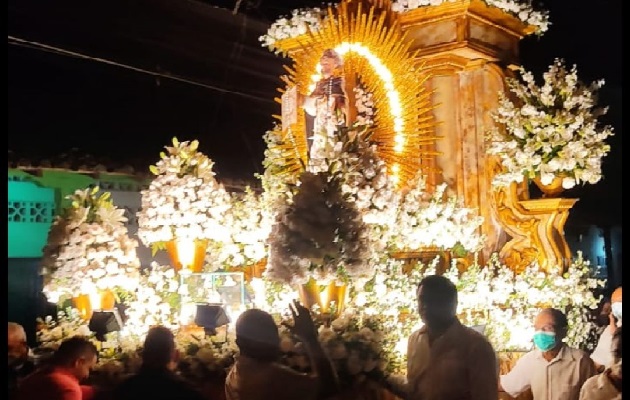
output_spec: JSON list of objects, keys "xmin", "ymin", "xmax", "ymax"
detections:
[
  {"xmin": 259, "ymin": 8, "xmax": 327, "ymax": 54},
  {"xmin": 444, "ymin": 252, "xmax": 604, "ymax": 351},
  {"xmin": 175, "ymin": 329, "xmax": 238, "ymax": 379},
  {"xmin": 91, "ymin": 328, "xmax": 238, "ymax": 389},
  {"xmin": 353, "ymin": 84, "xmax": 376, "ymax": 127},
  {"xmin": 278, "ymin": 311, "xmax": 386, "ymax": 387},
  {"xmin": 257, "ymin": 126, "xmax": 298, "ymax": 209},
  {"xmin": 487, "ymin": 59, "xmax": 614, "ymax": 189},
  {"xmin": 390, "ymin": 172, "xmax": 485, "ymax": 254},
  {"xmin": 137, "ymin": 138, "xmax": 233, "ymax": 255},
  {"xmin": 266, "ymin": 170, "xmax": 373, "ymax": 286},
  {"xmin": 120, "ymin": 262, "xmax": 182, "ymax": 341},
  {"xmin": 205, "ymin": 187, "xmax": 272, "ymax": 269},
  {"xmin": 391, "ymin": 0, "xmax": 550, "ymax": 35},
  {"xmin": 41, "ymin": 186, "xmax": 141, "ymax": 302},
  {"xmin": 327, "ymin": 127, "xmax": 400, "ymax": 259},
  {"xmin": 260, "ymin": 1, "xmax": 549, "ymax": 53},
  {"xmin": 36, "ymin": 309, "xmax": 94, "ymax": 351}
]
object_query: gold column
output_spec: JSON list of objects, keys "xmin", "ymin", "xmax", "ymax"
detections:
[{"xmin": 398, "ymin": 0, "xmax": 537, "ymax": 262}]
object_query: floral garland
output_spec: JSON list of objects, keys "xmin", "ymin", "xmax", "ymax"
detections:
[
  {"xmin": 390, "ymin": 172, "xmax": 485, "ymax": 254},
  {"xmin": 327, "ymin": 127, "xmax": 399, "ymax": 258},
  {"xmin": 137, "ymin": 138, "xmax": 233, "ymax": 255},
  {"xmin": 260, "ymin": 1, "xmax": 549, "ymax": 51},
  {"xmin": 353, "ymin": 84, "xmax": 376, "ymax": 127},
  {"xmin": 487, "ymin": 59, "xmax": 614, "ymax": 189},
  {"xmin": 205, "ymin": 187, "xmax": 272, "ymax": 269},
  {"xmin": 120, "ymin": 263, "xmax": 182, "ymax": 342},
  {"xmin": 259, "ymin": 7, "xmax": 327, "ymax": 54},
  {"xmin": 391, "ymin": 0, "xmax": 550, "ymax": 35},
  {"xmin": 41, "ymin": 187, "xmax": 141, "ymax": 302}
]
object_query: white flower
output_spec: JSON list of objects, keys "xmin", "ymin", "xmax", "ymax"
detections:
[{"xmin": 487, "ymin": 59, "xmax": 613, "ymax": 188}]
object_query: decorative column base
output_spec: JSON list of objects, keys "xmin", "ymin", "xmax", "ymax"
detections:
[{"xmin": 517, "ymin": 198, "xmax": 578, "ymax": 273}]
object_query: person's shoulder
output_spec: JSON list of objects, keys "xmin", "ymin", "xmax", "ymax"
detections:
[
  {"xmin": 580, "ymin": 373, "xmax": 599, "ymax": 391},
  {"xmin": 565, "ymin": 345, "xmax": 591, "ymax": 360},
  {"xmin": 409, "ymin": 327, "xmax": 426, "ymax": 341},
  {"xmin": 462, "ymin": 325, "xmax": 494, "ymax": 351}
]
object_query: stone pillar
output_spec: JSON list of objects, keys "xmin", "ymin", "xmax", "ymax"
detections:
[{"xmin": 399, "ymin": 0, "xmax": 536, "ymax": 259}]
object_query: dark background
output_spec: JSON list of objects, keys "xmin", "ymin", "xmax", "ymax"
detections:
[{"xmin": 8, "ymin": 0, "xmax": 622, "ymax": 224}]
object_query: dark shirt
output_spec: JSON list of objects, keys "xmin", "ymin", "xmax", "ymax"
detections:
[
  {"xmin": 8, "ymin": 359, "xmax": 36, "ymax": 400},
  {"xmin": 112, "ymin": 366, "xmax": 206, "ymax": 400}
]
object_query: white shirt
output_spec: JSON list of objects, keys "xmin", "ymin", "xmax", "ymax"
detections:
[
  {"xmin": 579, "ymin": 369, "xmax": 621, "ymax": 400},
  {"xmin": 500, "ymin": 345, "xmax": 596, "ymax": 400},
  {"xmin": 406, "ymin": 319, "xmax": 498, "ymax": 400},
  {"xmin": 590, "ymin": 321, "xmax": 621, "ymax": 368}
]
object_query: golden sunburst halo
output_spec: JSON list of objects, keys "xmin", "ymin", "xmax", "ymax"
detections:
[{"xmin": 268, "ymin": 0, "xmax": 438, "ymax": 186}]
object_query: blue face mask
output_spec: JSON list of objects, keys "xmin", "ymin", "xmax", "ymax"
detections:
[
  {"xmin": 611, "ymin": 302, "xmax": 622, "ymax": 321},
  {"xmin": 533, "ymin": 331, "xmax": 557, "ymax": 352}
]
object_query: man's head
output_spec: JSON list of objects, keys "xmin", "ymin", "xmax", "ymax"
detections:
[
  {"xmin": 320, "ymin": 49, "xmax": 343, "ymax": 77},
  {"xmin": 235, "ymin": 309, "xmax": 280, "ymax": 362},
  {"xmin": 52, "ymin": 336, "xmax": 98, "ymax": 381},
  {"xmin": 533, "ymin": 308, "xmax": 568, "ymax": 352},
  {"xmin": 142, "ymin": 325, "xmax": 178, "ymax": 370},
  {"xmin": 416, "ymin": 275, "xmax": 458, "ymax": 329},
  {"xmin": 8, "ymin": 322, "xmax": 29, "ymax": 365},
  {"xmin": 596, "ymin": 298, "xmax": 612, "ymax": 326},
  {"xmin": 611, "ymin": 286, "xmax": 622, "ymax": 321}
]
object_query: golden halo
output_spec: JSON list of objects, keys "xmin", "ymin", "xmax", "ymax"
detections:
[{"xmin": 270, "ymin": 0, "xmax": 438, "ymax": 186}]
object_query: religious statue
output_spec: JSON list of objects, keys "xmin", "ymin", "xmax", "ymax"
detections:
[{"xmin": 302, "ymin": 49, "xmax": 348, "ymax": 172}]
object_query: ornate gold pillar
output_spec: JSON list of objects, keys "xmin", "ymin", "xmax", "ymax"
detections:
[{"xmin": 398, "ymin": 0, "xmax": 536, "ymax": 261}]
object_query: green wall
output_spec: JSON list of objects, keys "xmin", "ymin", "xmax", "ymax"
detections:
[
  {"xmin": 8, "ymin": 179, "xmax": 55, "ymax": 258},
  {"xmin": 7, "ymin": 168, "xmax": 147, "ymax": 257}
]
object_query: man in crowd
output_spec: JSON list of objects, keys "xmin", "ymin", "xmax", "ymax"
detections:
[
  {"xmin": 8, "ymin": 322, "xmax": 36, "ymax": 399},
  {"xmin": 16, "ymin": 336, "xmax": 98, "ymax": 400},
  {"xmin": 112, "ymin": 325, "xmax": 206, "ymax": 400},
  {"xmin": 225, "ymin": 301, "xmax": 340, "ymax": 400},
  {"xmin": 580, "ymin": 326, "xmax": 622, "ymax": 399},
  {"xmin": 591, "ymin": 286, "xmax": 622, "ymax": 371},
  {"xmin": 378, "ymin": 275, "xmax": 498, "ymax": 400},
  {"xmin": 500, "ymin": 308, "xmax": 596, "ymax": 400}
]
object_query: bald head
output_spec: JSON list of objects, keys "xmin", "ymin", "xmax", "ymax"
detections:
[
  {"xmin": 8, "ymin": 322, "xmax": 28, "ymax": 362},
  {"xmin": 611, "ymin": 287, "xmax": 622, "ymax": 303},
  {"xmin": 8, "ymin": 322, "xmax": 26, "ymax": 342}
]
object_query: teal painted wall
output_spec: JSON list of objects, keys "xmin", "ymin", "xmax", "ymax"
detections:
[
  {"xmin": 7, "ymin": 168, "xmax": 147, "ymax": 257},
  {"xmin": 8, "ymin": 180, "xmax": 55, "ymax": 258}
]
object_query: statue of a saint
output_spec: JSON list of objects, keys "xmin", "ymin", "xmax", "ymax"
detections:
[{"xmin": 302, "ymin": 49, "xmax": 348, "ymax": 172}]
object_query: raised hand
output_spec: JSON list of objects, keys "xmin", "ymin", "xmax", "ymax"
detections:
[{"xmin": 284, "ymin": 300, "xmax": 319, "ymax": 343}]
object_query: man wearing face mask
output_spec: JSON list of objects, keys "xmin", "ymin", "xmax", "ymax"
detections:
[
  {"xmin": 591, "ymin": 286, "xmax": 622, "ymax": 371},
  {"xmin": 579, "ymin": 326, "xmax": 622, "ymax": 399},
  {"xmin": 499, "ymin": 308, "xmax": 596, "ymax": 400}
]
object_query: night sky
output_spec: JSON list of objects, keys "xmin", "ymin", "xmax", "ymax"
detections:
[{"xmin": 8, "ymin": 0, "xmax": 622, "ymax": 224}]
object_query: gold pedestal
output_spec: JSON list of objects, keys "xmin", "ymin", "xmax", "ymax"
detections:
[
  {"xmin": 516, "ymin": 198, "xmax": 578, "ymax": 274},
  {"xmin": 298, "ymin": 278, "xmax": 347, "ymax": 316}
]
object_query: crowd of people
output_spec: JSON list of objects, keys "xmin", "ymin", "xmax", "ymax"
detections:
[{"xmin": 8, "ymin": 279, "xmax": 622, "ymax": 400}]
